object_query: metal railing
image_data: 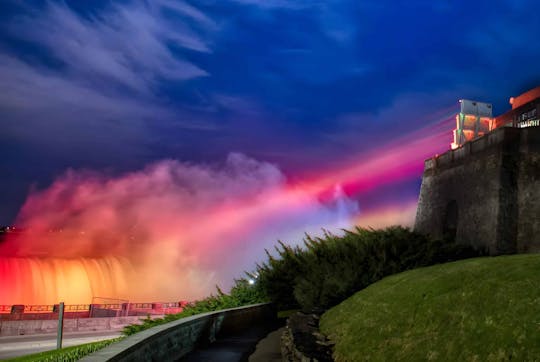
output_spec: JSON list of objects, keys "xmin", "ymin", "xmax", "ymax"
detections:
[{"xmin": 0, "ymin": 301, "xmax": 187, "ymax": 319}]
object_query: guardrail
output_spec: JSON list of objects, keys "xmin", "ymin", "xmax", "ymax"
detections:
[{"xmin": 80, "ymin": 303, "xmax": 275, "ymax": 362}]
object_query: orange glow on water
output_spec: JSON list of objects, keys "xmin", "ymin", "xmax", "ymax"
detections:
[{"xmin": 0, "ymin": 256, "xmax": 132, "ymax": 304}]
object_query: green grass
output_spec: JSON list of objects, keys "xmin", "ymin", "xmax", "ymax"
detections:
[
  {"xmin": 4, "ymin": 338, "xmax": 121, "ymax": 362},
  {"xmin": 320, "ymin": 254, "xmax": 540, "ymax": 361}
]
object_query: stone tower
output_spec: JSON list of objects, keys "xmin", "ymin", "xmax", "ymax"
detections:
[{"xmin": 414, "ymin": 126, "xmax": 540, "ymax": 255}]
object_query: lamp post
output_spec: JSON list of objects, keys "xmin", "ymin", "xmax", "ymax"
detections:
[{"xmin": 57, "ymin": 302, "xmax": 64, "ymax": 349}]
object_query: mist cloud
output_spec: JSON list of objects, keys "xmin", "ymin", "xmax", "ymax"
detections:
[{"xmin": 0, "ymin": 153, "xmax": 358, "ymax": 303}]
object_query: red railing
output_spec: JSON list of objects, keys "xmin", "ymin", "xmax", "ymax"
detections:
[
  {"xmin": 0, "ymin": 301, "xmax": 188, "ymax": 320},
  {"xmin": 24, "ymin": 305, "xmax": 54, "ymax": 313},
  {"xmin": 64, "ymin": 304, "xmax": 91, "ymax": 312}
]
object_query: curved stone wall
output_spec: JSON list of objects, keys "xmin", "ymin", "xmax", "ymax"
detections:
[{"xmin": 80, "ymin": 303, "xmax": 274, "ymax": 362}]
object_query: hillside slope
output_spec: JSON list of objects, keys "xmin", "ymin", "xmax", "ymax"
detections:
[{"xmin": 320, "ymin": 254, "xmax": 540, "ymax": 361}]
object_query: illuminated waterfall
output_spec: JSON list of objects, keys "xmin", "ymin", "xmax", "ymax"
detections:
[{"xmin": 0, "ymin": 256, "xmax": 132, "ymax": 305}]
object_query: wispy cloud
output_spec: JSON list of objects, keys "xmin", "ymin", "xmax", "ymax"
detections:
[
  {"xmin": 0, "ymin": 54, "xmax": 169, "ymax": 120},
  {"xmin": 11, "ymin": 1, "xmax": 211, "ymax": 92},
  {"xmin": 0, "ymin": 0, "xmax": 216, "ymax": 143},
  {"xmin": 155, "ymin": 0, "xmax": 217, "ymax": 30}
]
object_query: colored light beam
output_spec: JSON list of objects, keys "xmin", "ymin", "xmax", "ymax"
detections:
[{"xmin": 0, "ymin": 108, "xmax": 455, "ymax": 305}]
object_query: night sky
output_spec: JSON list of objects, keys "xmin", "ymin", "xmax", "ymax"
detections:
[
  {"xmin": 2, "ymin": 0, "xmax": 540, "ymax": 303},
  {"xmin": 2, "ymin": 0, "xmax": 540, "ymax": 225}
]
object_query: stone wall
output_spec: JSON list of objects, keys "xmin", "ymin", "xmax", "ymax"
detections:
[
  {"xmin": 415, "ymin": 126, "xmax": 540, "ymax": 255},
  {"xmin": 79, "ymin": 303, "xmax": 274, "ymax": 362},
  {"xmin": 517, "ymin": 128, "xmax": 540, "ymax": 252}
]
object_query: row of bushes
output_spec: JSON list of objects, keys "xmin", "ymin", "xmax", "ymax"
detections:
[
  {"xmin": 122, "ymin": 226, "xmax": 479, "ymax": 336},
  {"xmin": 255, "ymin": 226, "xmax": 480, "ymax": 311},
  {"xmin": 122, "ymin": 278, "xmax": 266, "ymax": 335}
]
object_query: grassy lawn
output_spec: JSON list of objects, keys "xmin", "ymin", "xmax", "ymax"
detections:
[
  {"xmin": 4, "ymin": 338, "xmax": 121, "ymax": 362},
  {"xmin": 320, "ymin": 254, "xmax": 540, "ymax": 361}
]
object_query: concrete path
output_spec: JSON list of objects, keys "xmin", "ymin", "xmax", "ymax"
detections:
[
  {"xmin": 181, "ymin": 323, "xmax": 283, "ymax": 362},
  {"xmin": 248, "ymin": 327, "xmax": 284, "ymax": 362},
  {"xmin": 0, "ymin": 330, "xmax": 121, "ymax": 360}
]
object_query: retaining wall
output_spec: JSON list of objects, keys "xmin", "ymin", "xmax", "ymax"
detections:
[
  {"xmin": 415, "ymin": 126, "xmax": 540, "ymax": 254},
  {"xmin": 80, "ymin": 303, "xmax": 274, "ymax": 362}
]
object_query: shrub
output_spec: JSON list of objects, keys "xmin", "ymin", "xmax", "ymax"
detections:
[
  {"xmin": 122, "ymin": 277, "xmax": 267, "ymax": 336},
  {"xmin": 255, "ymin": 241, "xmax": 304, "ymax": 310},
  {"xmin": 256, "ymin": 226, "xmax": 481, "ymax": 312}
]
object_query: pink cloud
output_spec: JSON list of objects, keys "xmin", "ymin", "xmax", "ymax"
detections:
[
  {"xmin": 0, "ymin": 111, "xmax": 455, "ymax": 305},
  {"xmin": 0, "ymin": 153, "xmax": 358, "ymax": 304}
]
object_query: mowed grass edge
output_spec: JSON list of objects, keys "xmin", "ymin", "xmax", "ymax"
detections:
[
  {"xmin": 320, "ymin": 254, "xmax": 540, "ymax": 361},
  {"xmin": 4, "ymin": 338, "xmax": 121, "ymax": 362}
]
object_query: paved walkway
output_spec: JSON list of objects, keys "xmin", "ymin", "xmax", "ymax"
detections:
[
  {"xmin": 181, "ymin": 323, "xmax": 283, "ymax": 362},
  {"xmin": 248, "ymin": 327, "xmax": 284, "ymax": 362},
  {"xmin": 0, "ymin": 325, "xmax": 285, "ymax": 361}
]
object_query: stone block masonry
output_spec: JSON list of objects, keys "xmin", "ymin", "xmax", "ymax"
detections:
[
  {"xmin": 415, "ymin": 126, "xmax": 540, "ymax": 255},
  {"xmin": 79, "ymin": 303, "xmax": 275, "ymax": 362}
]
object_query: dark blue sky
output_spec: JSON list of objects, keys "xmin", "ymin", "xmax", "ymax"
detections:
[{"xmin": 1, "ymin": 0, "xmax": 540, "ymax": 224}]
